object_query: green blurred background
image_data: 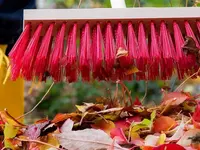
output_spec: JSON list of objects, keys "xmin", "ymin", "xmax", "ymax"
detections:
[{"xmin": 25, "ymin": 0, "xmax": 200, "ymax": 122}]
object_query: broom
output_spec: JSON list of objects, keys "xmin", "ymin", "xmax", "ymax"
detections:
[{"xmin": 9, "ymin": 7, "xmax": 200, "ymax": 82}]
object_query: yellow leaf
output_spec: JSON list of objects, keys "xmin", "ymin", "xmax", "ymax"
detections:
[
  {"xmin": 156, "ymin": 133, "xmax": 166, "ymax": 145},
  {"xmin": 40, "ymin": 134, "xmax": 60, "ymax": 150},
  {"xmin": 4, "ymin": 123, "xmax": 19, "ymax": 149},
  {"xmin": 125, "ymin": 66, "xmax": 139, "ymax": 75}
]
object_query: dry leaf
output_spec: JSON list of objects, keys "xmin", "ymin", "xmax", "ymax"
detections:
[
  {"xmin": 116, "ymin": 47, "xmax": 128, "ymax": 59},
  {"xmin": 57, "ymin": 128, "xmax": 128, "ymax": 150}
]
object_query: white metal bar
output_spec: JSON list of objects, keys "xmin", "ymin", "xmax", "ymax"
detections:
[
  {"xmin": 110, "ymin": 0, "xmax": 126, "ymax": 8},
  {"xmin": 24, "ymin": 7, "xmax": 200, "ymax": 21}
]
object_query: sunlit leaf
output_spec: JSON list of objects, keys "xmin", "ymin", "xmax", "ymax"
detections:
[
  {"xmin": 91, "ymin": 119, "xmax": 115, "ymax": 135},
  {"xmin": 153, "ymin": 116, "xmax": 176, "ymax": 133},
  {"xmin": 4, "ymin": 123, "xmax": 19, "ymax": 149}
]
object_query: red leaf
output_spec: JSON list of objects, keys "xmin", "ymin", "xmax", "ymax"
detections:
[
  {"xmin": 153, "ymin": 144, "xmax": 185, "ymax": 150},
  {"xmin": 110, "ymin": 128, "xmax": 128, "ymax": 143},
  {"xmin": 161, "ymin": 92, "xmax": 189, "ymax": 106},
  {"xmin": 193, "ymin": 102, "xmax": 200, "ymax": 122},
  {"xmin": 133, "ymin": 97, "xmax": 142, "ymax": 106},
  {"xmin": 153, "ymin": 116, "xmax": 177, "ymax": 133},
  {"xmin": 115, "ymin": 116, "xmax": 141, "ymax": 129}
]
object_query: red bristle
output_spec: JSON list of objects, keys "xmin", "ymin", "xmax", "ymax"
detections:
[
  {"xmin": 127, "ymin": 22, "xmax": 138, "ymax": 80},
  {"xmin": 9, "ymin": 23, "xmax": 31, "ymax": 80},
  {"xmin": 21, "ymin": 23, "xmax": 43, "ymax": 80},
  {"xmin": 149, "ymin": 21, "xmax": 161, "ymax": 80},
  {"xmin": 49, "ymin": 23, "xmax": 66, "ymax": 82},
  {"xmin": 79, "ymin": 23, "xmax": 91, "ymax": 81},
  {"xmin": 62, "ymin": 23, "xmax": 78, "ymax": 83},
  {"xmin": 197, "ymin": 21, "xmax": 200, "ymax": 33},
  {"xmin": 159, "ymin": 21, "xmax": 174, "ymax": 80},
  {"xmin": 91, "ymin": 23, "xmax": 104, "ymax": 80},
  {"xmin": 33, "ymin": 23, "xmax": 54, "ymax": 81},
  {"xmin": 184, "ymin": 21, "xmax": 199, "ymax": 76},
  {"xmin": 185, "ymin": 21, "xmax": 200, "ymax": 47},
  {"xmin": 104, "ymin": 22, "xmax": 115, "ymax": 80},
  {"xmin": 173, "ymin": 21, "xmax": 187, "ymax": 79},
  {"xmin": 136, "ymin": 22, "xmax": 149, "ymax": 80},
  {"xmin": 115, "ymin": 22, "xmax": 129, "ymax": 67}
]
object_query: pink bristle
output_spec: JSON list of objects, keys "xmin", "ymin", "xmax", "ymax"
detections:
[
  {"xmin": 9, "ymin": 23, "xmax": 31, "ymax": 80},
  {"xmin": 136, "ymin": 22, "xmax": 149, "ymax": 80},
  {"xmin": 104, "ymin": 22, "xmax": 115, "ymax": 80},
  {"xmin": 185, "ymin": 21, "xmax": 200, "ymax": 47},
  {"xmin": 115, "ymin": 22, "xmax": 129, "ymax": 67},
  {"xmin": 91, "ymin": 23, "xmax": 104, "ymax": 80},
  {"xmin": 21, "ymin": 23, "xmax": 43, "ymax": 80},
  {"xmin": 197, "ymin": 21, "xmax": 200, "ymax": 33},
  {"xmin": 33, "ymin": 23, "xmax": 54, "ymax": 81},
  {"xmin": 149, "ymin": 21, "xmax": 161, "ymax": 80},
  {"xmin": 126, "ymin": 22, "xmax": 138, "ymax": 80},
  {"xmin": 49, "ymin": 23, "xmax": 66, "ymax": 82},
  {"xmin": 173, "ymin": 21, "xmax": 187, "ymax": 79},
  {"xmin": 79, "ymin": 23, "xmax": 91, "ymax": 81},
  {"xmin": 159, "ymin": 21, "xmax": 174, "ymax": 80},
  {"xmin": 184, "ymin": 21, "xmax": 199, "ymax": 76},
  {"xmin": 62, "ymin": 23, "xmax": 78, "ymax": 83}
]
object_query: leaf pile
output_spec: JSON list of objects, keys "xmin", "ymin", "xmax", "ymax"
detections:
[{"xmin": 1, "ymin": 90, "xmax": 200, "ymax": 150}]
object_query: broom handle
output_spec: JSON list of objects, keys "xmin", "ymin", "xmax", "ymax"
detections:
[{"xmin": 110, "ymin": 0, "xmax": 126, "ymax": 8}]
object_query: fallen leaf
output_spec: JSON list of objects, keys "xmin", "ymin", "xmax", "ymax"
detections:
[
  {"xmin": 133, "ymin": 97, "xmax": 142, "ymax": 106},
  {"xmin": 153, "ymin": 143, "xmax": 185, "ymax": 150},
  {"xmin": 144, "ymin": 135, "xmax": 159, "ymax": 147},
  {"xmin": 177, "ymin": 129, "xmax": 200, "ymax": 147},
  {"xmin": 193, "ymin": 102, "xmax": 200, "ymax": 122},
  {"xmin": 0, "ymin": 110, "xmax": 25, "ymax": 127},
  {"xmin": 161, "ymin": 92, "xmax": 189, "ymax": 106},
  {"xmin": 153, "ymin": 116, "xmax": 176, "ymax": 133},
  {"xmin": 115, "ymin": 116, "xmax": 141, "ymax": 129},
  {"xmin": 4, "ymin": 123, "xmax": 19, "ymax": 149},
  {"xmin": 57, "ymin": 128, "xmax": 128, "ymax": 150},
  {"xmin": 91, "ymin": 119, "xmax": 115, "ymax": 135},
  {"xmin": 166, "ymin": 119, "xmax": 185, "ymax": 142},
  {"xmin": 24, "ymin": 120, "xmax": 49, "ymax": 140},
  {"xmin": 156, "ymin": 133, "xmax": 166, "ymax": 146},
  {"xmin": 60, "ymin": 119, "xmax": 74, "ymax": 133},
  {"xmin": 110, "ymin": 128, "xmax": 128, "ymax": 143}
]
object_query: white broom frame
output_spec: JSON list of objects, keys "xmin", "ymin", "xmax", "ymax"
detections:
[{"xmin": 24, "ymin": 7, "xmax": 200, "ymax": 21}]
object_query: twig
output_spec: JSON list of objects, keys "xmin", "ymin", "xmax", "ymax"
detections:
[
  {"xmin": 169, "ymin": 0, "xmax": 173, "ymax": 6},
  {"xmin": 78, "ymin": 0, "xmax": 83, "ymax": 8},
  {"xmin": 141, "ymin": 81, "xmax": 148, "ymax": 104},
  {"xmin": 119, "ymin": 81, "xmax": 133, "ymax": 105},
  {"xmin": 175, "ymin": 67, "xmax": 200, "ymax": 92},
  {"xmin": 15, "ymin": 137, "xmax": 62, "ymax": 150},
  {"xmin": 17, "ymin": 82, "xmax": 55, "ymax": 120}
]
